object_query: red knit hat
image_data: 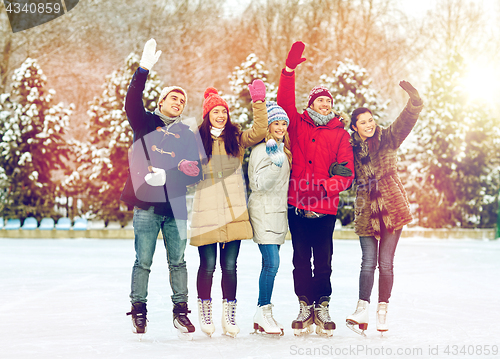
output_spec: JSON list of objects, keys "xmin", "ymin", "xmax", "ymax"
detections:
[
  {"xmin": 307, "ymin": 86, "xmax": 333, "ymax": 107},
  {"xmin": 202, "ymin": 87, "xmax": 229, "ymax": 118}
]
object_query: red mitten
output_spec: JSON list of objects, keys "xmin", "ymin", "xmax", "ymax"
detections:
[{"xmin": 286, "ymin": 41, "xmax": 306, "ymax": 69}]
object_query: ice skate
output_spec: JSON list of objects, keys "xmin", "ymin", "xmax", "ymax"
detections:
[
  {"xmin": 376, "ymin": 302, "xmax": 388, "ymax": 334},
  {"xmin": 222, "ymin": 299, "xmax": 240, "ymax": 338},
  {"xmin": 126, "ymin": 302, "xmax": 148, "ymax": 335},
  {"xmin": 198, "ymin": 298, "xmax": 215, "ymax": 337},
  {"xmin": 346, "ymin": 299, "xmax": 369, "ymax": 336},
  {"xmin": 314, "ymin": 296, "xmax": 336, "ymax": 337},
  {"xmin": 173, "ymin": 302, "xmax": 195, "ymax": 340},
  {"xmin": 291, "ymin": 296, "xmax": 314, "ymax": 336},
  {"xmin": 252, "ymin": 304, "xmax": 281, "ymax": 337}
]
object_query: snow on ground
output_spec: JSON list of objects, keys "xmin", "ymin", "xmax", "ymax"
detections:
[{"xmin": 2, "ymin": 236, "xmax": 500, "ymax": 359}]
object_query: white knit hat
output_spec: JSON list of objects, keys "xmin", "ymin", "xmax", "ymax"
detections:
[{"xmin": 158, "ymin": 86, "xmax": 188, "ymax": 107}]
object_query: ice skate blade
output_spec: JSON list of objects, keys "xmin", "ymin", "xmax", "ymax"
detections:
[
  {"xmin": 315, "ymin": 325, "xmax": 334, "ymax": 337},
  {"xmin": 174, "ymin": 320, "xmax": 195, "ymax": 340},
  {"xmin": 177, "ymin": 331, "xmax": 193, "ymax": 341},
  {"xmin": 252, "ymin": 323, "xmax": 281, "ymax": 336},
  {"xmin": 251, "ymin": 329, "xmax": 281, "ymax": 338},
  {"xmin": 293, "ymin": 326, "xmax": 313, "ymax": 337},
  {"xmin": 346, "ymin": 320, "xmax": 367, "ymax": 337},
  {"xmin": 222, "ymin": 330, "xmax": 238, "ymax": 338},
  {"xmin": 201, "ymin": 330, "xmax": 214, "ymax": 338}
]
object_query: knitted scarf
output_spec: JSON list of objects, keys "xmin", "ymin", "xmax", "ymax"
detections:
[
  {"xmin": 210, "ymin": 126, "xmax": 224, "ymax": 138},
  {"xmin": 305, "ymin": 108, "xmax": 335, "ymax": 126},
  {"xmin": 154, "ymin": 108, "xmax": 182, "ymax": 128},
  {"xmin": 350, "ymin": 127, "xmax": 392, "ymax": 240}
]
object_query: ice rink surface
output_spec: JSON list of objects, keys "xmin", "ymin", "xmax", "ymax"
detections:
[{"xmin": 2, "ymin": 236, "xmax": 499, "ymax": 358}]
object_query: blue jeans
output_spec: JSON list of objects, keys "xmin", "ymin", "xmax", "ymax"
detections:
[
  {"xmin": 257, "ymin": 244, "xmax": 280, "ymax": 306},
  {"xmin": 358, "ymin": 220, "xmax": 402, "ymax": 303},
  {"xmin": 197, "ymin": 241, "xmax": 241, "ymax": 301},
  {"xmin": 288, "ymin": 207, "xmax": 336, "ymax": 304},
  {"xmin": 130, "ymin": 207, "xmax": 188, "ymax": 304}
]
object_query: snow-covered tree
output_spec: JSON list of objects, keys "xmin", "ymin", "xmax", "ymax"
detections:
[
  {"xmin": 0, "ymin": 58, "xmax": 72, "ymax": 220},
  {"xmin": 400, "ymin": 53, "xmax": 499, "ymax": 228},
  {"xmin": 221, "ymin": 53, "xmax": 277, "ymax": 195},
  {"xmin": 319, "ymin": 59, "xmax": 389, "ymax": 225},
  {"xmin": 68, "ymin": 53, "xmax": 163, "ymax": 224},
  {"xmin": 223, "ymin": 53, "xmax": 277, "ymax": 131},
  {"xmin": 319, "ymin": 58, "xmax": 389, "ymax": 126}
]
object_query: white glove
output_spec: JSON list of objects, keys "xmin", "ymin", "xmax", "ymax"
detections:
[
  {"xmin": 140, "ymin": 39, "xmax": 162, "ymax": 71},
  {"xmin": 144, "ymin": 167, "xmax": 166, "ymax": 186}
]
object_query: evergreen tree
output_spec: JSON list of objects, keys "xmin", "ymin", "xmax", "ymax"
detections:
[
  {"xmin": 319, "ymin": 59, "xmax": 389, "ymax": 225},
  {"xmin": 222, "ymin": 53, "xmax": 277, "ymax": 195},
  {"xmin": 0, "ymin": 58, "xmax": 72, "ymax": 220},
  {"xmin": 400, "ymin": 53, "xmax": 499, "ymax": 228},
  {"xmin": 69, "ymin": 53, "xmax": 163, "ymax": 224},
  {"xmin": 223, "ymin": 53, "xmax": 277, "ymax": 131}
]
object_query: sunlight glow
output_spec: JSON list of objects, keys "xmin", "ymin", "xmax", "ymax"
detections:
[{"xmin": 462, "ymin": 64, "xmax": 500, "ymax": 105}]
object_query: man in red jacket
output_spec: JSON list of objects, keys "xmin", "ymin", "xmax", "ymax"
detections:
[{"xmin": 277, "ymin": 41, "xmax": 354, "ymax": 337}]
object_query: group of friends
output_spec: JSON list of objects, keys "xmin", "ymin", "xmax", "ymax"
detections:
[{"xmin": 120, "ymin": 39, "xmax": 424, "ymax": 339}]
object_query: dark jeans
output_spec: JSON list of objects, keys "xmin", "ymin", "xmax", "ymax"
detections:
[
  {"xmin": 197, "ymin": 240, "xmax": 241, "ymax": 301},
  {"xmin": 257, "ymin": 244, "xmax": 280, "ymax": 306},
  {"xmin": 358, "ymin": 219, "xmax": 401, "ymax": 303},
  {"xmin": 288, "ymin": 207, "xmax": 336, "ymax": 304}
]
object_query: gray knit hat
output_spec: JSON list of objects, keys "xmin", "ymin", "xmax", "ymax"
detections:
[{"xmin": 266, "ymin": 101, "xmax": 289, "ymax": 126}]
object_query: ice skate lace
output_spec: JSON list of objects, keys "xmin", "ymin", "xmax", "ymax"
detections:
[
  {"xmin": 226, "ymin": 301, "xmax": 237, "ymax": 325},
  {"xmin": 296, "ymin": 302, "xmax": 312, "ymax": 321},
  {"xmin": 201, "ymin": 300, "xmax": 213, "ymax": 324},
  {"xmin": 316, "ymin": 305, "xmax": 332, "ymax": 323}
]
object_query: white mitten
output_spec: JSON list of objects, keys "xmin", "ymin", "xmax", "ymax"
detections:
[
  {"xmin": 144, "ymin": 167, "xmax": 166, "ymax": 186},
  {"xmin": 140, "ymin": 39, "xmax": 162, "ymax": 71}
]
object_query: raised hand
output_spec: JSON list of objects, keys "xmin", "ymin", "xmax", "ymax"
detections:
[
  {"xmin": 140, "ymin": 38, "xmax": 162, "ymax": 71},
  {"xmin": 286, "ymin": 41, "xmax": 306, "ymax": 70},
  {"xmin": 266, "ymin": 139, "xmax": 286, "ymax": 168},
  {"xmin": 399, "ymin": 80, "xmax": 422, "ymax": 106},
  {"xmin": 248, "ymin": 79, "xmax": 266, "ymax": 103},
  {"xmin": 179, "ymin": 160, "xmax": 200, "ymax": 177},
  {"xmin": 328, "ymin": 161, "xmax": 352, "ymax": 177}
]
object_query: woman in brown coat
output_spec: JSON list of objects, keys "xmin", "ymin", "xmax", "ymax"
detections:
[
  {"xmin": 346, "ymin": 81, "xmax": 423, "ymax": 336},
  {"xmin": 190, "ymin": 81, "xmax": 267, "ymax": 338}
]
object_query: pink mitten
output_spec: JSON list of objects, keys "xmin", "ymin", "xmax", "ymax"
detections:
[
  {"xmin": 248, "ymin": 79, "xmax": 266, "ymax": 103},
  {"xmin": 179, "ymin": 160, "xmax": 200, "ymax": 177}
]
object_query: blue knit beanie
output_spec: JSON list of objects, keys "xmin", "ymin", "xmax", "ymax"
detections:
[{"xmin": 266, "ymin": 101, "xmax": 289, "ymax": 126}]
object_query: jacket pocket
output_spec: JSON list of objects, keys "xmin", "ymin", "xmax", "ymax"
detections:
[{"xmin": 264, "ymin": 203, "xmax": 287, "ymax": 234}]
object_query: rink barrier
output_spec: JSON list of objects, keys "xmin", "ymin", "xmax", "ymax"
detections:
[{"xmin": 0, "ymin": 228, "xmax": 496, "ymax": 240}]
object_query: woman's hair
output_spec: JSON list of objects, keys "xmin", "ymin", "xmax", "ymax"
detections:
[
  {"xmin": 265, "ymin": 130, "xmax": 292, "ymax": 168},
  {"xmin": 198, "ymin": 112, "xmax": 241, "ymax": 161},
  {"xmin": 350, "ymin": 107, "xmax": 373, "ymax": 132}
]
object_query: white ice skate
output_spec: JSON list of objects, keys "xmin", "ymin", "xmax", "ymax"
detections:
[
  {"xmin": 292, "ymin": 296, "xmax": 314, "ymax": 336},
  {"xmin": 198, "ymin": 298, "xmax": 215, "ymax": 337},
  {"xmin": 252, "ymin": 304, "xmax": 281, "ymax": 337},
  {"xmin": 346, "ymin": 299, "xmax": 369, "ymax": 336},
  {"xmin": 314, "ymin": 296, "xmax": 335, "ymax": 337},
  {"xmin": 376, "ymin": 302, "xmax": 388, "ymax": 335},
  {"xmin": 222, "ymin": 299, "xmax": 240, "ymax": 338}
]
